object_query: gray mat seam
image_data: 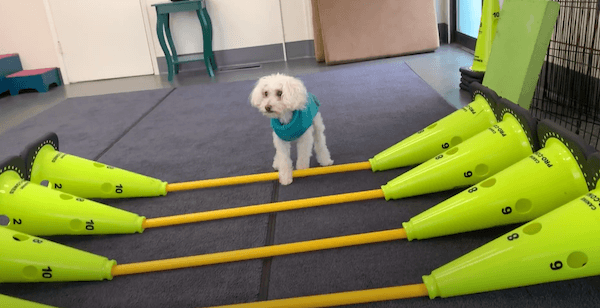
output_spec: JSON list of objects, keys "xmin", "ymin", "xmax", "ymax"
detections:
[
  {"xmin": 93, "ymin": 88, "xmax": 177, "ymax": 161},
  {"xmin": 258, "ymin": 180, "xmax": 280, "ymax": 300}
]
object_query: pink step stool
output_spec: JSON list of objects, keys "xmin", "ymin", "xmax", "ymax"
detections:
[{"xmin": 6, "ymin": 67, "xmax": 63, "ymax": 96}]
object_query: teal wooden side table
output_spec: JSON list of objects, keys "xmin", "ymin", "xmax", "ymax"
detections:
[{"xmin": 152, "ymin": 0, "xmax": 217, "ymax": 81}]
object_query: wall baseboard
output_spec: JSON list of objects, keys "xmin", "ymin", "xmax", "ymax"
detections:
[
  {"xmin": 456, "ymin": 32, "xmax": 476, "ymax": 51},
  {"xmin": 285, "ymin": 40, "xmax": 315, "ymax": 60},
  {"xmin": 156, "ymin": 24, "xmax": 451, "ymax": 74},
  {"xmin": 156, "ymin": 40, "xmax": 315, "ymax": 74}
]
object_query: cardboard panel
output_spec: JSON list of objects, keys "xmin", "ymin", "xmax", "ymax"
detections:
[{"xmin": 315, "ymin": 0, "xmax": 440, "ymax": 65}]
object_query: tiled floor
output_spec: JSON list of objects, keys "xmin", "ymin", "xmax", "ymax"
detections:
[{"xmin": 0, "ymin": 43, "xmax": 475, "ymax": 136}]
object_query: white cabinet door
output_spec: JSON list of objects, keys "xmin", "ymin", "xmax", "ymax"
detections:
[{"xmin": 48, "ymin": 0, "xmax": 155, "ymax": 83}]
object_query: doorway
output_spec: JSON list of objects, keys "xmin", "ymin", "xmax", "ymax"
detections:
[
  {"xmin": 454, "ymin": 0, "xmax": 482, "ymax": 50},
  {"xmin": 46, "ymin": 0, "xmax": 156, "ymax": 83}
]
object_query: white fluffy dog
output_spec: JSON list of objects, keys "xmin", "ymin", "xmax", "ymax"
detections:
[{"xmin": 250, "ymin": 73, "xmax": 333, "ymax": 185}]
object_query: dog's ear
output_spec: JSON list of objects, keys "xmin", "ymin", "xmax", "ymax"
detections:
[
  {"xmin": 282, "ymin": 76, "xmax": 308, "ymax": 110},
  {"xmin": 249, "ymin": 77, "xmax": 267, "ymax": 107}
]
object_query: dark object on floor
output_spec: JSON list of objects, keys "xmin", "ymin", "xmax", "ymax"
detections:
[{"xmin": 459, "ymin": 66, "xmax": 484, "ymax": 94}]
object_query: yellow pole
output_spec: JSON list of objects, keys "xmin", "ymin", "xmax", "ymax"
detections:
[
  {"xmin": 166, "ymin": 161, "xmax": 372, "ymax": 192},
  {"xmin": 202, "ymin": 283, "xmax": 428, "ymax": 308},
  {"xmin": 111, "ymin": 228, "xmax": 407, "ymax": 277},
  {"xmin": 143, "ymin": 189, "xmax": 384, "ymax": 228}
]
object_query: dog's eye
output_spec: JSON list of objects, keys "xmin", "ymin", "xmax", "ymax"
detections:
[
  {"xmin": 276, "ymin": 90, "xmax": 282, "ymax": 97},
  {"xmin": 264, "ymin": 91, "xmax": 268, "ymax": 97}
]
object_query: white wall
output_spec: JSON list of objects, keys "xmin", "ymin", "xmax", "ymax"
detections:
[
  {"xmin": 1, "ymin": 0, "xmax": 450, "ymax": 81},
  {"xmin": 145, "ymin": 0, "xmax": 287, "ymax": 57},
  {"xmin": 436, "ymin": 0, "xmax": 450, "ymax": 24},
  {"xmin": 144, "ymin": 0, "xmax": 448, "ymax": 57},
  {"xmin": 0, "ymin": 0, "xmax": 60, "ymax": 70},
  {"xmin": 280, "ymin": 0, "xmax": 314, "ymax": 43}
]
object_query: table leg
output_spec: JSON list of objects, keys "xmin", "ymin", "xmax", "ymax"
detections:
[
  {"xmin": 164, "ymin": 14, "xmax": 180, "ymax": 75},
  {"xmin": 202, "ymin": 7, "xmax": 217, "ymax": 71},
  {"xmin": 197, "ymin": 10, "xmax": 215, "ymax": 77},
  {"xmin": 156, "ymin": 14, "xmax": 174, "ymax": 82}
]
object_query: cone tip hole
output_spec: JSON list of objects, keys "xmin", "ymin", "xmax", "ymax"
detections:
[
  {"xmin": 101, "ymin": 183, "xmax": 112, "ymax": 193},
  {"xmin": 451, "ymin": 136, "xmax": 462, "ymax": 146},
  {"xmin": 0, "ymin": 215, "xmax": 9, "ymax": 226},
  {"xmin": 515, "ymin": 199, "xmax": 532, "ymax": 213},
  {"xmin": 70, "ymin": 219, "xmax": 83, "ymax": 231},
  {"xmin": 522, "ymin": 222, "xmax": 541, "ymax": 235},
  {"xmin": 474, "ymin": 164, "xmax": 489, "ymax": 177},
  {"xmin": 446, "ymin": 147, "xmax": 459, "ymax": 155},
  {"xmin": 567, "ymin": 251, "xmax": 588, "ymax": 269},
  {"xmin": 60, "ymin": 194, "xmax": 73, "ymax": 200},
  {"xmin": 94, "ymin": 162, "xmax": 106, "ymax": 168},
  {"xmin": 427, "ymin": 123, "xmax": 437, "ymax": 129},
  {"xmin": 23, "ymin": 265, "xmax": 37, "ymax": 279},
  {"xmin": 12, "ymin": 233, "xmax": 29, "ymax": 241},
  {"xmin": 480, "ymin": 178, "xmax": 496, "ymax": 188}
]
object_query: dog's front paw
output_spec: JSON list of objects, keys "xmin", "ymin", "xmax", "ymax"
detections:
[
  {"xmin": 279, "ymin": 169, "xmax": 293, "ymax": 185},
  {"xmin": 296, "ymin": 160, "xmax": 310, "ymax": 170},
  {"xmin": 319, "ymin": 158, "xmax": 334, "ymax": 166}
]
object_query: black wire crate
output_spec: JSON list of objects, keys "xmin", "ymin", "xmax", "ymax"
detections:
[{"xmin": 530, "ymin": 0, "xmax": 600, "ymax": 149}]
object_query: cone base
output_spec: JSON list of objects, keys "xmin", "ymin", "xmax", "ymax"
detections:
[
  {"xmin": 460, "ymin": 66, "xmax": 485, "ymax": 78},
  {"xmin": 21, "ymin": 132, "xmax": 59, "ymax": 180}
]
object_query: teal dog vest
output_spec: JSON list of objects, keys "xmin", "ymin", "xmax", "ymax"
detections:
[{"xmin": 271, "ymin": 92, "xmax": 320, "ymax": 142}]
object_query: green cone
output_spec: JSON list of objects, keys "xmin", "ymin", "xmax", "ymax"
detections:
[
  {"xmin": 471, "ymin": 0, "xmax": 500, "ymax": 72},
  {"xmin": 381, "ymin": 113, "xmax": 532, "ymax": 200},
  {"xmin": 369, "ymin": 84, "xmax": 499, "ymax": 171},
  {"xmin": 423, "ymin": 186, "xmax": 600, "ymax": 298},
  {"xmin": 22, "ymin": 132, "xmax": 167, "ymax": 199},
  {"xmin": 0, "ymin": 226, "xmax": 115, "ymax": 283},
  {"xmin": 0, "ymin": 156, "xmax": 145, "ymax": 236},
  {"xmin": 403, "ymin": 137, "xmax": 589, "ymax": 240},
  {"xmin": 0, "ymin": 294, "xmax": 58, "ymax": 308}
]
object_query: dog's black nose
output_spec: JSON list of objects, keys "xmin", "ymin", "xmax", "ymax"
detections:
[{"xmin": 265, "ymin": 106, "xmax": 272, "ymax": 112}]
